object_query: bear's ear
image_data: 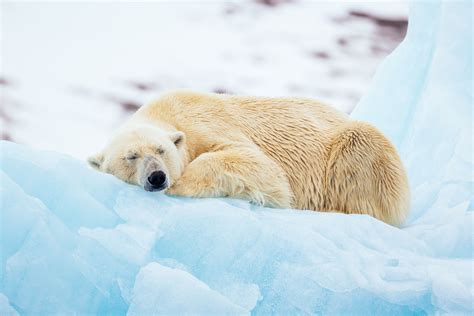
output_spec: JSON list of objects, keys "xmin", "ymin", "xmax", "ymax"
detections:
[
  {"xmin": 170, "ymin": 131, "xmax": 185, "ymax": 147},
  {"xmin": 87, "ymin": 153, "xmax": 104, "ymax": 170}
]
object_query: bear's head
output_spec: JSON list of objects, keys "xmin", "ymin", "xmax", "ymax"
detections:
[{"xmin": 88, "ymin": 125, "xmax": 188, "ymax": 192}]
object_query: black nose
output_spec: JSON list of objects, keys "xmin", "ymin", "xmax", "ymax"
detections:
[{"xmin": 147, "ymin": 171, "xmax": 167, "ymax": 188}]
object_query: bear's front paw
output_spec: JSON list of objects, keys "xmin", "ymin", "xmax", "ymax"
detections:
[
  {"xmin": 165, "ymin": 178, "xmax": 216, "ymax": 199},
  {"xmin": 165, "ymin": 181, "xmax": 193, "ymax": 197}
]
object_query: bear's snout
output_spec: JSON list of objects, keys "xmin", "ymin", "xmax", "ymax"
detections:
[{"xmin": 145, "ymin": 170, "xmax": 167, "ymax": 192}]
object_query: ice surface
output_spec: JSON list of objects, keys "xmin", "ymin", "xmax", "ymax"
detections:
[
  {"xmin": 127, "ymin": 263, "xmax": 247, "ymax": 315},
  {"xmin": 0, "ymin": 0, "xmax": 472, "ymax": 315},
  {"xmin": 0, "ymin": 293, "xmax": 19, "ymax": 316}
]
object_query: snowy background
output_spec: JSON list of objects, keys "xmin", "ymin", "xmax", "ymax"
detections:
[{"xmin": 1, "ymin": 0, "xmax": 408, "ymax": 158}]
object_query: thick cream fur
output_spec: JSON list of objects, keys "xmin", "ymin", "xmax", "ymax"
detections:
[{"xmin": 91, "ymin": 91, "xmax": 410, "ymax": 226}]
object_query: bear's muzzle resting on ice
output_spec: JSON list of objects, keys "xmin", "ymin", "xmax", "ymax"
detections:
[{"xmin": 140, "ymin": 154, "xmax": 169, "ymax": 192}]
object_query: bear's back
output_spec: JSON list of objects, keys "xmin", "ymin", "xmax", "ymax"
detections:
[
  {"xmin": 227, "ymin": 95, "xmax": 349, "ymax": 210},
  {"xmin": 136, "ymin": 91, "xmax": 350, "ymax": 210}
]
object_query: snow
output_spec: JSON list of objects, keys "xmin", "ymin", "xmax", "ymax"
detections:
[
  {"xmin": 0, "ymin": 0, "xmax": 472, "ymax": 315},
  {"xmin": 1, "ymin": 1, "xmax": 407, "ymax": 158}
]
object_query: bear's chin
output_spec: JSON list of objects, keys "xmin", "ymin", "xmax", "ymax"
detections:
[{"xmin": 143, "ymin": 183, "xmax": 168, "ymax": 192}]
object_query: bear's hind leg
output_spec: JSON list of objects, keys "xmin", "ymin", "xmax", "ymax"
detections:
[
  {"xmin": 166, "ymin": 145, "xmax": 292, "ymax": 208},
  {"xmin": 324, "ymin": 121, "xmax": 410, "ymax": 226}
]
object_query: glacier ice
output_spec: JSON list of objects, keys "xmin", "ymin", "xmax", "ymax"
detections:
[
  {"xmin": 127, "ymin": 263, "xmax": 247, "ymax": 315},
  {"xmin": 0, "ymin": 293, "xmax": 19, "ymax": 316},
  {"xmin": 352, "ymin": 0, "xmax": 473, "ymax": 228},
  {"xmin": 0, "ymin": 0, "xmax": 472, "ymax": 315}
]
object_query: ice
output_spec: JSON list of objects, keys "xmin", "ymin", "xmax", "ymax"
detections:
[
  {"xmin": 0, "ymin": 293, "xmax": 19, "ymax": 316},
  {"xmin": 0, "ymin": 0, "xmax": 472, "ymax": 315},
  {"xmin": 352, "ymin": 0, "xmax": 473, "ymax": 226},
  {"xmin": 127, "ymin": 263, "xmax": 247, "ymax": 315}
]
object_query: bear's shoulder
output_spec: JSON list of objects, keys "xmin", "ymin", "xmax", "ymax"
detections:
[{"xmin": 161, "ymin": 90, "xmax": 224, "ymax": 104}]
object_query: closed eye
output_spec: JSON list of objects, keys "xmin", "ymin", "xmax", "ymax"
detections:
[
  {"xmin": 126, "ymin": 153, "xmax": 139, "ymax": 160},
  {"xmin": 156, "ymin": 147, "xmax": 165, "ymax": 155}
]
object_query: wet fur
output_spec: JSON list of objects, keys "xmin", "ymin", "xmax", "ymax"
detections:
[{"xmin": 126, "ymin": 91, "xmax": 410, "ymax": 226}]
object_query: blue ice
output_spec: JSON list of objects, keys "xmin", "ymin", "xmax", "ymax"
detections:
[{"xmin": 0, "ymin": 0, "xmax": 472, "ymax": 315}]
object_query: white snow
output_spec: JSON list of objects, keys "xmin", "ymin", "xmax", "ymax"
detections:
[{"xmin": 1, "ymin": 0, "xmax": 407, "ymax": 158}]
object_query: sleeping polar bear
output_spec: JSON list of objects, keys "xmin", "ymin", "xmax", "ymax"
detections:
[{"xmin": 88, "ymin": 91, "xmax": 410, "ymax": 226}]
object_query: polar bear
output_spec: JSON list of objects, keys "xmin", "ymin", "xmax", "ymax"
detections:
[{"xmin": 88, "ymin": 91, "xmax": 410, "ymax": 226}]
